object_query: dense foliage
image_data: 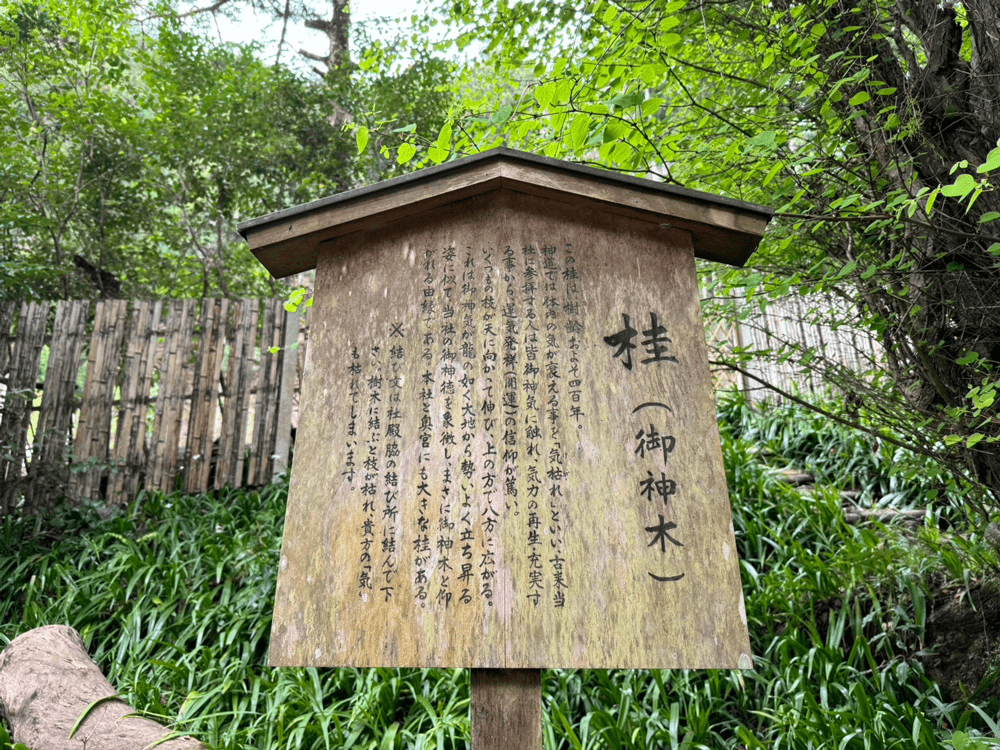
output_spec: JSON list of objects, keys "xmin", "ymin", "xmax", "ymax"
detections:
[
  {"xmin": 382, "ymin": 0, "xmax": 1000, "ymax": 516},
  {"xmin": 0, "ymin": 0, "xmax": 452, "ymax": 299},
  {"xmin": 2, "ymin": 395, "xmax": 998, "ymax": 748}
]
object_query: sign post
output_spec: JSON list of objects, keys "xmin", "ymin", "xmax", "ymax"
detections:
[
  {"xmin": 239, "ymin": 148, "xmax": 771, "ymax": 742},
  {"xmin": 471, "ymin": 669, "xmax": 542, "ymax": 748}
]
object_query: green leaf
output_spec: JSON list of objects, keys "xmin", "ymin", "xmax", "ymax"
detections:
[
  {"xmin": 554, "ymin": 78, "xmax": 573, "ymax": 104},
  {"xmin": 956, "ymin": 351, "xmax": 979, "ymax": 366},
  {"xmin": 397, "ymin": 142, "xmax": 417, "ymax": 164},
  {"xmin": 976, "ymin": 146, "xmax": 1000, "ymax": 174},
  {"xmin": 355, "ymin": 126, "xmax": 369, "ymax": 155},
  {"xmin": 967, "ymin": 433, "xmax": 985, "ymax": 449},
  {"xmin": 762, "ymin": 161, "xmax": 783, "ymax": 186},
  {"xmin": 609, "ymin": 91, "xmax": 644, "ymax": 109},
  {"xmin": 876, "ymin": 87, "xmax": 896, "ymax": 95},
  {"xmin": 925, "ymin": 188, "xmax": 940, "ymax": 215},
  {"xmin": 436, "ymin": 122, "xmax": 453, "ymax": 151},
  {"xmin": 979, "ymin": 211, "xmax": 1000, "ymax": 223},
  {"xmin": 379, "ymin": 722, "xmax": 400, "ymax": 750},
  {"xmin": 849, "ymin": 91, "xmax": 870, "ymax": 106},
  {"xmin": 534, "ymin": 82, "xmax": 555, "ymax": 111},
  {"xmin": 70, "ymin": 694, "xmax": 122, "ymax": 739},
  {"xmin": 860, "ymin": 265, "xmax": 877, "ymax": 280},
  {"xmin": 641, "ymin": 97, "xmax": 664, "ymax": 117},
  {"xmin": 569, "ymin": 113, "xmax": 590, "ymax": 150},
  {"xmin": 835, "ymin": 259, "xmax": 857, "ymax": 278},
  {"xmin": 941, "ymin": 173, "xmax": 976, "ymax": 199},
  {"xmin": 944, "ymin": 435, "xmax": 963, "ymax": 447},
  {"xmin": 427, "ymin": 146, "xmax": 448, "ymax": 164},
  {"xmin": 746, "ymin": 130, "xmax": 777, "ymax": 149},
  {"xmin": 491, "ymin": 104, "xmax": 514, "ymax": 125}
]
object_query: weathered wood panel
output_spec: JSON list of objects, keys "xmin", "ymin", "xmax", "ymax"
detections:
[
  {"xmin": 71, "ymin": 300, "xmax": 128, "ymax": 501},
  {"xmin": 108, "ymin": 301, "xmax": 163, "ymax": 504},
  {"xmin": 0, "ymin": 303, "xmax": 49, "ymax": 514},
  {"xmin": 269, "ymin": 191, "xmax": 752, "ymax": 669},
  {"xmin": 184, "ymin": 299, "xmax": 228, "ymax": 494},
  {"xmin": 147, "ymin": 300, "xmax": 196, "ymax": 493},
  {"xmin": 215, "ymin": 300, "xmax": 259, "ymax": 489},
  {"xmin": 25, "ymin": 301, "xmax": 89, "ymax": 512}
]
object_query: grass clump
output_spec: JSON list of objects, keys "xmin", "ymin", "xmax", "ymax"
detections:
[{"xmin": 0, "ymin": 391, "xmax": 998, "ymax": 748}]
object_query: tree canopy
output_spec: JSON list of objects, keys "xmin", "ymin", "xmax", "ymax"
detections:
[
  {"xmin": 381, "ymin": 0, "xmax": 1000, "ymax": 512},
  {"xmin": 1, "ymin": 0, "xmax": 997, "ymax": 512},
  {"xmin": 0, "ymin": 0, "xmax": 452, "ymax": 299}
]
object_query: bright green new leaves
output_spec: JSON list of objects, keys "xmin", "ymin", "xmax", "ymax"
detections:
[
  {"xmin": 533, "ymin": 81, "xmax": 555, "ymax": 110},
  {"xmin": 356, "ymin": 125, "xmax": 370, "ymax": 155},
  {"xmin": 977, "ymin": 145, "xmax": 1000, "ymax": 174},
  {"xmin": 490, "ymin": 103, "xmax": 513, "ymax": 125},
  {"xmin": 569, "ymin": 113, "xmax": 591, "ymax": 151},
  {"xmin": 396, "ymin": 141, "xmax": 417, "ymax": 164},
  {"xmin": 428, "ymin": 0, "xmax": 1000, "ymax": 511},
  {"xmin": 942, "ymin": 173, "xmax": 977, "ymax": 199}
]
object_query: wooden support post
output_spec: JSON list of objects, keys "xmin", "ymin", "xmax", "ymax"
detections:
[{"xmin": 471, "ymin": 669, "xmax": 542, "ymax": 749}]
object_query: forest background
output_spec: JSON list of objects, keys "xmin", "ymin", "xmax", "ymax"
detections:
[
  {"xmin": 2, "ymin": 0, "xmax": 1000, "ymax": 746},
  {"xmin": 2, "ymin": 0, "xmax": 999, "ymax": 513}
]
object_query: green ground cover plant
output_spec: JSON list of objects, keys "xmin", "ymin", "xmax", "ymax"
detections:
[{"xmin": 1, "ymin": 392, "xmax": 998, "ymax": 749}]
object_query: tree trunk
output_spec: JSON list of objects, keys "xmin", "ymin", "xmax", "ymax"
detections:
[{"xmin": 0, "ymin": 625, "xmax": 207, "ymax": 750}]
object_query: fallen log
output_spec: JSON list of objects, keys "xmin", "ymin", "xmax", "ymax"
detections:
[
  {"xmin": 842, "ymin": 507, "xmax": 925, "ymax": 525},
  {"xmin": 0, "ymin": 624, "xmax": 207, "ymax": 750}
]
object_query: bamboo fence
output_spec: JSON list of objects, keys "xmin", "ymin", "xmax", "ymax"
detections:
[
  {"xmin": 0, "ymin": 299, "xmax": 305, "ymax": 517},
  {"xmin": 0, "ymin": 294, "xmax": 879, "ymax": 517}
]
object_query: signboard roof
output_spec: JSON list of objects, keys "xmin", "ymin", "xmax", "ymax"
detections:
[{"xmin": 238, "ymin": 147, "xmax": 772, "ymax": 278}]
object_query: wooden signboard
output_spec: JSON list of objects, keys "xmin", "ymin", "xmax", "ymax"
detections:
[{"xmin": 240, "ymin": 149, "xmax": 771, "ymax": 670}]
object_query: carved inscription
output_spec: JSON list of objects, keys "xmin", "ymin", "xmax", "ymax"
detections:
[
  {"xmin": 339, "ymin": 243, "xmax": 587, "ymax": 612},
  {"xmin": 272, "ymin": 200, "xmax": 753, "ymax": 670}
]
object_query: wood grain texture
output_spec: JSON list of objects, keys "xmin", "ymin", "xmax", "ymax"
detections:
[
  {"xmin": 71, "ymin": 299, "xmax": 128, "ymax": 501},
  {"xmin": 185, "ymin": 298, "xmax": 228, "ymax": 493},
  {"xmin": 0, "ymin": 303, "xmax": 15, "ymax": 398},
  {"xmin": 248, "ymin": 299, "xmax": 284, "ymax": 485},
  {"xmin": 109, "ymin": 301, "xmax": 162, "ymax": 503},
  {"xmin": 215, "ymin": 300, "xmax": 259, "ymax": 489},
  {"xmin": 470, "ymin": 669, "xmax": 542, "ymax": 750},
  {"xmin": 147, "ymin": 300, "xmax": 196, "ymax": 493},
  {"xmin": 272, "ymin": 309, "xmax": 300, "ymax": 480},
  {"xmin": 242, "ymin": 151, "xmax": 771, "ymax": 279},
  {"xmin": 26, "ymin": 300, "xmax": 88, "ymax": 512},
  {"xmin": 244, "ymin": 170, "xmax": 506, "ymax": 278},
  {"xmin": 270, "ymin": 191, "xmax": 751, "ymax": 669},
  {"xmin": 0, "ymin": 302, "xmax": 49, "ymax": 514}
]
